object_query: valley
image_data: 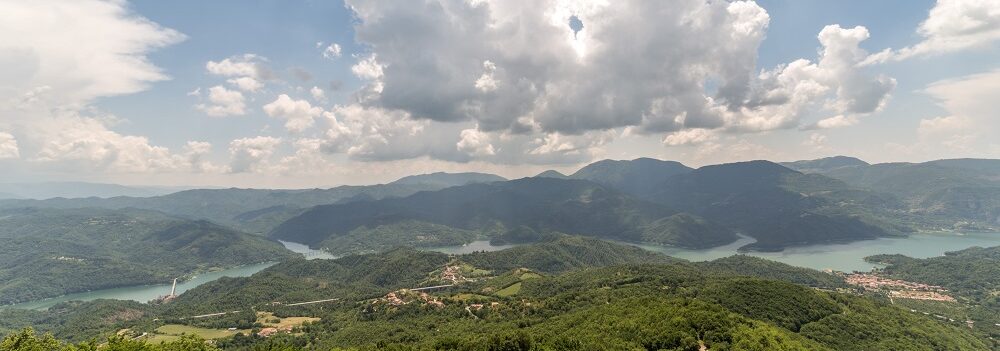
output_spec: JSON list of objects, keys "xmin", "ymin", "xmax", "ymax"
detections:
[{"xmin": 2, "ymin": 157, "xmax": 1000, "ymax": 350}]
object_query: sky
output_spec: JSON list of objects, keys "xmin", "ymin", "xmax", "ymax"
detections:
[{"xmin": 0, "ymin": 0, "xmax": 998, "ymax": 188}]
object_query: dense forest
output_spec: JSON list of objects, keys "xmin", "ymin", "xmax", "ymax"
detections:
[
  {"xmin": 0, "ymin": 208, "xmax": 294, "ymax": 305},
  {"xmin": 1, "ymin": 238, "xmax": 993, "ymax": 350},
  {"xmin": 269, "ymin": 177, "xmax": 738, "ymax": 250}
]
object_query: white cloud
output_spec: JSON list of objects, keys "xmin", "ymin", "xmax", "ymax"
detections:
[
  {"xmin": 182, "ymin": 141, "xmax": 221, "ymax": 173},
  {"xmin": 474, "ymin": 60, "xmax": 499, "ymax": 93},
  {"xmin": 456, "ymin": 128, "xmax": 496, "ymax": 156},
  {"xmin": 913, "ymin": 69, "xmax": 1000, "ymax": 153},
  {"xmin": 196, "ymin": 85, "xmax": 247, "ymax": 117},
  {"xmin": 226, "ymin": 77, "xmax": 263, "ymax": 93},
  {"xmin": 228, "ymin": 136, "xmax": 281, "ymax": 173},
  {"xmin": 0, "ymin": 132, "xmax": 19, "ymax": 159},
  {"xmin": 206, "ymin": 54, "xmax": 267, "ymax": 78},
  {"xmin": 863, "ymin": 0, "xmax": 1000, "ymax": 63},
  {"xmin": 262, "ymin": 94, "xmax": 323, "ymax": 133},
  {"xmin": 0, "ymin": 0, "xmax": 202, "ymax": 174},
  {"xmin": 310, "ymin": 86, "xmax": 326, "ymax": 102},
  {"xmin": 813, "ymin": 115, "xmax": 858, "ymax": 129},
  {"xmin": 323, "ymin": 43, "xmax": 342, "ymax": 59},
  {"xmin": 341, "ymin": 0, "xmax": 896, "ymax": 165},
  {"xmin": 733, "ymin": 25, "xmax": 895, "ymax": 131},
  {"xmin": 662, "ymin": 128, "xmax": 717, "ymax": 146}
]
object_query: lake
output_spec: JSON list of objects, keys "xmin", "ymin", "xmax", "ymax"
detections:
[
  {"xmin": 424, "ymin": 240, "xmax": 519, "ymax": 254},
  {"xmin": 3, "ymin": 240, "xmax": 334, "ymax": 310},
  {"xmin": 3, "ymin": 262, "xmax": 275, "ymax": 310},
  {"xmin": 6, "ymin": 233, "xmax": 998, "ymax": 310},
  {"xmin": 625, "ymin": 232, "xmax": 1000, "ymax": 272}
]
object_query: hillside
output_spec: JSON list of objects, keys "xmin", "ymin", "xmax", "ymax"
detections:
[
  {"xmin": 0, "ymin": 208, "xmax": 294, "ymax": 305},
  {"xmin": 569, "ymin": 157, "xmax": 693, "ymax": 196},
  {"xmin": 269, "ymin": 177, "xmax": 737, "ymax": 251},
  {"xmin": 645, "ymin": 160, "xmax": 909, "ymax": 250},
  {"xmin": 2, "ymin": 238, "xmax": 990, "ymax": 350},
  {"xmin": 820, "ymin": 160, "xmax": 1000, "ymax": 228}
]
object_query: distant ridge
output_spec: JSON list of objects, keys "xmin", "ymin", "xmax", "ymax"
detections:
[
  {"xmin": 0, "ymin": 182, "xmax": 188, "ymax": 199},
  {"xmin": 390, "ymin": 172, "xmax": 507, "ymax": 187},
  {"xmin": 780, "ymin": 156, "xmax": 869, "ymax": 174}
]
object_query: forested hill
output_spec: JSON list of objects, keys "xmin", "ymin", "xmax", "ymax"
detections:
[
  {"xmin": 0, "ymin": 208, "xmax": 294, "ymax": 305},
  {"xmin": 2, "ymin": 237, "xmax": 991, "ymax": 350},
  {"xmin": 813, "ymin": 159, "xmax": 1000, "ymax": 228},
  {"xmin": 269, "ymin": 177, "xmax": 737, "ymax": 250},
  {"xmin": 639, "ymin": 160, "xmax": 910, "ymax": 250},
  {"xmin": 567, "ymin": 157, "xmax": 693, "ymax": 196}
]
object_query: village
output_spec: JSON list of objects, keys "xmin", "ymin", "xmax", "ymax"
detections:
[{"xmin": 839, "ymin": 272, "xmax": 956, "ymax": 302}]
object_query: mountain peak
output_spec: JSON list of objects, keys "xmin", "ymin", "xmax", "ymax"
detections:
[{"xmin": 535, "ymin": 170, "xmax": 569, "ymax": 178}]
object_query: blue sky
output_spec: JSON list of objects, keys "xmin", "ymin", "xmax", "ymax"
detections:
[{"xmin": 0, "ymin": 0, "xmax": 997, "ymax": 187}]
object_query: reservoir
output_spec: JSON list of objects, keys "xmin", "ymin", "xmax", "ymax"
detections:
[
  {"xmin": 627, "ymin": 231, "xmax": 1000, "ymax": 272},
  {"xmin": 3, "ymin": 240, "xmax": 332, "ymax": 310},
  {"xmin": 3, "ymin": 262, "xmax": 275, "ymax": 310},
  {"xmin": 5, "ymin": 233, "xmax": 999, "ymax": 310}
]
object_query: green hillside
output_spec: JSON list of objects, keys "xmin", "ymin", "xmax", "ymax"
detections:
[
  {"xmin": 569, "ymin": 157, "xmax": 693, "ymax": 196},
  {"xmin": 270, "ymin": 177, "xmax": 737, "ymax": 250},
  {"xmin": 646, "ymin": 160, "xmax": 910, "ymax": 250},
  {"xmin": 817, "ymin": 159, "xmax": 1000, "ymax": 229},
  {"xmin": 3, "ymin": 238, "xmax": 990, "ymax": 350},
  {"xmin": 0, "ymin": 208, "xmax": 294, "ymax": 305}
]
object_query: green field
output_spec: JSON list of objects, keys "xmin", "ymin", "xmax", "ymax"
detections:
[
  {"xmin": 495, "ymin": 282, "xmax": 522, "ymax": 297},
  {"xmin": 147, "ymin": 324, "xmax": 243, "ymax": 343}
]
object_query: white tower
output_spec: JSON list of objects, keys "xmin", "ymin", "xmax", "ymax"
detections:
[{"xmin": 169, "ymin": 278, "xmax": 178, "ymax": 297}]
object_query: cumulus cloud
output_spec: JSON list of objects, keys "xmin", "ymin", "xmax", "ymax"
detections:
[
  {"xmin": 812, "ymin": 115, "xmax": 859, "ymax": 129},
  {"xmin": 322, "ymin": 43, "xmax": 342, "ymax": 59},
  {"xmin": 0, "ymin": 0, "xmax": 209, "ymax": 174},
  {"xmin": 226, "ymin": 77, "xmax": 263, "ymax": 93},
  {"xmin": 735, "ymin": 25, "xmax": 895, "ymax": 131},
  {"xmin": 334, "ymin": 0, "xmax": 898, "ymax": 164},
  {"xmin": 0, "ymin": 132, "xmax": 19, "ymax": 159},
  {"xmin": 346, "ymin": 0, "xmax": 775, "ymax": 134},
  {"xmin": 262, "ymin": 94, "xmax": 323, "ymax": 132},
  {"xmin": 196, "ymin": 85, "xmax": 247, "ymax": 117},
  {"xmin": 863, "ymin": 0, "xmax": 1000, "ymax": 64},
  {"xmin": 662, "ymin": 129, "xmax": 717, "ymax": 146},
  {"xmin": 456, "ymin": 128, "xmax": 496, "ymax": 156},
  {"xmin": 202, "ymin": 54, "xmax": 273, "ymax": 98},
  {"xmin": 228, "ymin": 136, "xmax": 281, "ymax": 173},
  {"xmin": 206, "ymin": 54, "xmax": 269, "ymax": 79},
  {"xmin": 310, "ymin": 86, "xmax": 326, "ymax": 102}
]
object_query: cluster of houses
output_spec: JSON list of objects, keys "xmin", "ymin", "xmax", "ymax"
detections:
[
  {"xmin": 440, "ymin": 265, "xmax": 468, "ymax": 284},
  {"xmin": 379, "ymin": 290, "xmax": 446, "ymax": 308},
  {"xmin": 257, "ymin": 325, "xmax": 295, "ymax": 337},
  {"xmin": 842, "ymin": 273, "xmax": 955, "ymax": 301}
]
